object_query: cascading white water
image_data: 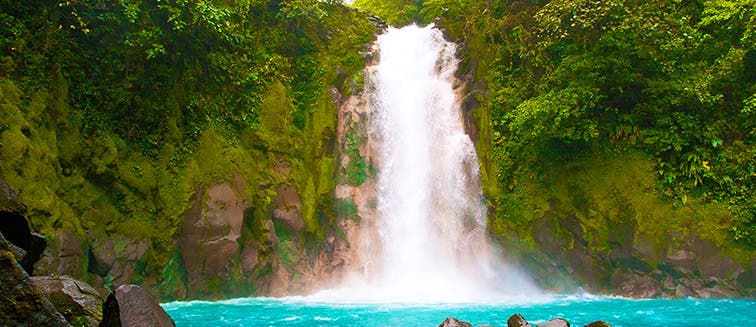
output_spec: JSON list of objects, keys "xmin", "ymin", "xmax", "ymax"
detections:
[
  {"xmin": 306, "ymin": 24, "xmax": 538, "ymax": 303},
  {"xmin": 369, "ymin": 24, "xmax": 492, "ymax": 299}
]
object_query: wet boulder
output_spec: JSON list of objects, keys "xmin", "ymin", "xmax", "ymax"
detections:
[
  {"xmin": 32, "ymin": 276, "xmax": 103, "ymax": 327},
  {"xmin": 438, "ymin": 317, "xmax": 473, "ymax": 327},
  {"xmin": 585, "ymin": 321, "xmax": 611, "ymax": 327},
  {"xmin": 115, "ymin": 284, "xmax": 174, "ymax": 327},
  {"xmin": 537, "ymin": 318, "xmax": 570, "ymax": 327},
  {"xmin": 508, "ymin": 313, "xmax": 532, "ymax": 327}
]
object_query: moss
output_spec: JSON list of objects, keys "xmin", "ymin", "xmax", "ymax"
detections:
[
  {"xmin": 160, "ymin": 251, "xmax": 187, "ymax": 301},
  {"xmin": 335, "ymin": 198, "xmax": 359, "ymax": 222},
  {"xmin": 491, "ymin": 151, "xmax": 756, "ymax": 267}
]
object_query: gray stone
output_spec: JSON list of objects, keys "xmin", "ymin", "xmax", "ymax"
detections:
[
  {"xmin": 32, "ymin": 276, "xmax": 103, "ymax": 327},
  {"xmin": 115, "ymin": 284, "xmax": 174, "ymax": 327},
  {"xmin": 438, "ymin": 317, "xmax": 473, "ymax": 327},
  {"xmin": 273, "ymin": 184, "xmax": 305, "ymax": 232},
  {"xmin": 610, "ymin": 269, "xmax": 660, "ymax": 298},
  {"xmin": 584, "ymin": 321, "xmax": 611, "ymax": 327},
  {"xmin": 35, "ymin": 229, "xmax": 86, "ymax": 277},
  {"xmin": 508, "ymin": 313, "xmax": 532, "ymax": 327},
  {"xmin": 537, "ymin": 318, "xmax": 570, "ymax": 327},
  {"xmin": 179, "ymin": 183, "xmax": 246, "ymax": 296},
  {"xmin": 666, "ymin": 249, "xmax": 697, "ymax": 275}
]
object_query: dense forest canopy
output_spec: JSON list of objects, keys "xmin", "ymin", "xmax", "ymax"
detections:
[{"xmin": 355, "ymin": 0, "xmax": 755, "ymax": 247}]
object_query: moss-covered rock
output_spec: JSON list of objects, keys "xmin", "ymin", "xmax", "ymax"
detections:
[
  {"xmin": 32, "ymin": 276, "xmax": 103, "ymax": 327},
  {"xmin": 0, "ymin": 234, "xmax": 70, "ymax": 326},
  {"xmin": 490, "ymin": 153, "xmax": 756, "ymax": 297}
]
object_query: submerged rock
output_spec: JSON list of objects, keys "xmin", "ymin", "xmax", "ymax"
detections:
[
  {"xmin": 537, "ymin": 318, "xmax": 570, "ymax": 327},
  {"xmin": 508, "ymin": 313, "xmax": 532, "ymax": 327},
  {"xmin": 0, "ymin": 234, "xmax": 70, "ymax": 326},
  {"xmin": 115, "ymin": 284, "xmax": 174, "ymax": 327},
  {"xmin": 438, "ymin": 317, "xmax": 473, "ymax": 327},
  {"xmin": 32, "ymin": 276, "xmax": 103, "ymax": 327},
  {"xmin": 585, "ymin": 321, "xmax": 612, "ymax": 327}
]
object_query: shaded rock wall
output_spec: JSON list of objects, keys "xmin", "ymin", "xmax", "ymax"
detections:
[{"xmin": 496, "ymin": 154, "xmax": 756, "ymax": 298}]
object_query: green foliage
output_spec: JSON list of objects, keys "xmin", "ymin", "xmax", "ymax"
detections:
[
  {"xmin": 0, "ymin": 0, "xmax": 377, "ymax": 295},
  {"xmin": 403, "ymin": 0, "xmax": 755, "ymax": 248},
  {"xmin": 340, "ymin": 131, "xmax": 373, "ymax": 186},
  {"xmin": 352, "ymin": 0, "xmax": 423, "ymax": 26},
  {"xmin": 335, "ymin": 198, "xmax": 359, "ymax": 222}
]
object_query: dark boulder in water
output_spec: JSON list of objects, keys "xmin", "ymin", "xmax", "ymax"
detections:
[
  {"xmin": 585, "ymin": 321, "xmax": 612, "ymax": 327},
  {"xmin": 115, "ymin": 284, "xmax": 175, "ymax": 327},
  {"xmin": 508, "ymin": 313, "xmax": 532, "ymax": 327},
  {"xmin": 438, "ymin": 317, "xmax": 473, "ymax": 327},
  {"xmin": 537, "ymin": 318, "xmax": 570, "ymax": 327}
]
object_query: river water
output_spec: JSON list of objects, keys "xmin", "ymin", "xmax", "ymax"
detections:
[{"xmin": 163, "ymin": 295, "xmax": 756, "ymax": 326}]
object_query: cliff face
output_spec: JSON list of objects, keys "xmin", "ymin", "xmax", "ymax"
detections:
[
  {"xmin": 0, "ymin": 0, "xmax": 380, "ymax": 301},
  {"xmin": 455, "ymin": 52, "xmax": 756, "ymax": 298},
  {"xmin": 509, "ymin": 154, "xmax": 756, "ymax": 298},
  {"xmin": 1, "ymin": 75, "xmax": 376, "ymax": 301},
  {"xmin": 2, "ymin": 0, "xmax": 754, "ymax": 301}
]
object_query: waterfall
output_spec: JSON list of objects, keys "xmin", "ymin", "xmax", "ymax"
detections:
[
  {"xmin": 370, "ymin": 24, "xmax": 493, "ymax": 299},
  {"xmin": 310, "ymin": 24, "xmax": 537, "ymax": 303}
]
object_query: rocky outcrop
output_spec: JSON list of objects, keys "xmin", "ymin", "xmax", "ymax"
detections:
[
  {"xmin": 32, "ymin": 276, "xmax": 103, "ymax": 327},
  {"xmin": 525, "ymin": 175, "xmax": 756, "ymax": 298},
  {"xmin": 114, "ymin": 284, "xmax": 174, "ymax": 327},
  {"xmin": 272, "ymin": 185, "xmax": 305, "ymax": 232},
  {"xmin": 0, "ymin": 234, "xmax": 70, "ymax": 326},
  {"xmin": 90, "ymin": 235, "xmax": 149, "ymax": 289},
  {"xmin": 35, "ymin": 229, "xmax": 87, "ymax": 278},
  {"xmin": 584, "ymin": 321, "xmax": 611, "ymax": 327},
  {"xmin": 438, "ymin": 317, "xmax": 473, "ymax": 327},
  {"xmin": 178, "ymin": 183, "xmax": 247, "ymax": 297}
]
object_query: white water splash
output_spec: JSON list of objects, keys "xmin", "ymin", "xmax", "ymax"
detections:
[{"xmin": 306, "ymin": 24, "xmax": 538, "ymax": 303}]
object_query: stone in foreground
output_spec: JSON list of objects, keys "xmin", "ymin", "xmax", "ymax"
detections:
[
  {"xmin": 537, "ymin": 318, "xmax": 570, "ymax": 327},
  {"xmin": 115, "ymin": 284, "xmax": 175, "ymax": 327},
  {"xmin": 508, "ymin": 313, "xmax": 532, "ymax": 327},
  {"xmin": 585, "ymin": 321, "xmax": 611, "ymax": 327},
  {"xmin": 438, "ymin": 317, "xmax": 473, "ymax": 327},
  {"xmin": 32, "ymin": 276, "xmax": 103, "ymax": 327},
  {"xmin": 0, "ymin": 235, "xmax": 70, "ymax": 326}
]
